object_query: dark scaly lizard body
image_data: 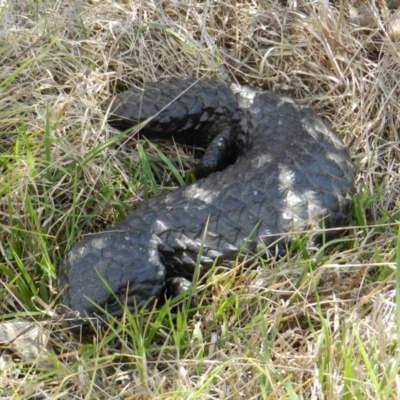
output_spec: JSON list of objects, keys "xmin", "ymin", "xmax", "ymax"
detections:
[{"xmin": 58, "ymin": 78, "xmax": 355, "ymax": 332}]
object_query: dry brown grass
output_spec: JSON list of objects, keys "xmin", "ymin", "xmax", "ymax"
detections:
[{"xmin": 1, "ymin": 0, "xmax": 400, "ymax": 398}]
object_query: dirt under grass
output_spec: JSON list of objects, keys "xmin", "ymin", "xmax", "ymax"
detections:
[{"xmin": 0, "ymin": 0, "xmax": 400, "ymax": 399}]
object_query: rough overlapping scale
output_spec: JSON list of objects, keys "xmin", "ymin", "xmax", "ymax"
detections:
[{"xmin": 108, "ymin": 78, "xmax": 240, "ymax": 147}]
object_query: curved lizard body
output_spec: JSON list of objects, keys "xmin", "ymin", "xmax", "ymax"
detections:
[{"xmin": 58, "ymin": 78, "xmax": 355, "ymax": 332}]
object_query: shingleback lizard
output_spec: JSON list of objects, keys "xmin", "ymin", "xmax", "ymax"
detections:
[{"xmin": 57, "ymin": 78, "xmax": 355, "ymax": 332}]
